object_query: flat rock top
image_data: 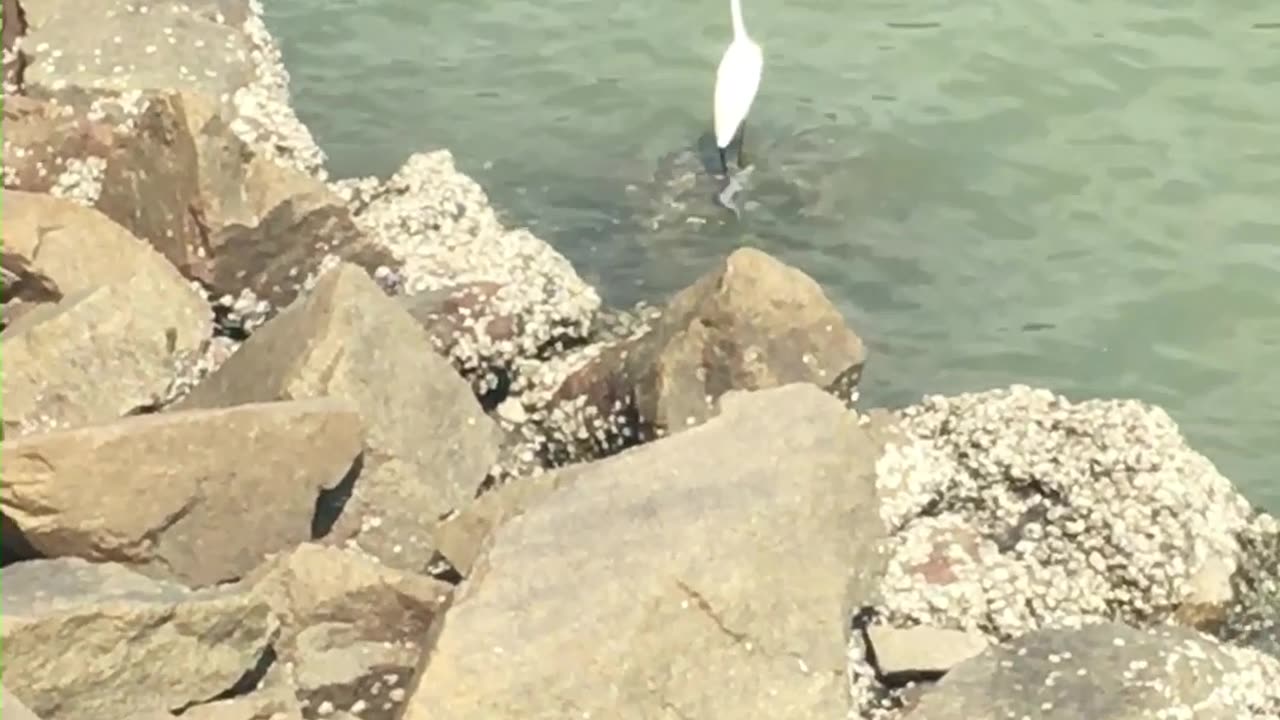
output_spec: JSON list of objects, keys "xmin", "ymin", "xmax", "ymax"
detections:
[{"xmin": 23, "ymin": 1, "xmax": 255, "ymax": 101}]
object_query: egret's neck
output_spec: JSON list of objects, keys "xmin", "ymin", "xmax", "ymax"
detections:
[{"xmin": 730, "ymin": 0, "xmax": 748, "ymax": 39}]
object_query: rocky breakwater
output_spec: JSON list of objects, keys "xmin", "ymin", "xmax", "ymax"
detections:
[{"xmin": 3, "ymin": 2, "xmax": 1280, "ymax": 720}]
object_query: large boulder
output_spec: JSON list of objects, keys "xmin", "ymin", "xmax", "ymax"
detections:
[
  {"xmin": 0, "ymin": 399, "xmax": 363, "ymax": 586},
  {"xmin": 0, "ymin": 207, "xmax": 212, "ymax": 436},
  {"xmin": 846, "ymin": 384, "xmax": 1276, "ymax": 715},
  {"xmin": 402, "ymin": 383, "xmax": 886, "ymax": 719},
  {"xmin": 496, "ymin": 247, "xmax": 867, "ymax": 467},
  {"xmin": 0, "ymin": 557, "xmax": 278, "ymax": 720},
  {"xmin": 1, "ymin": 190, "xmax": 185, "ymax": 297},
  {"xmin": 177, "ymin": 263, "xmax": 503, "ymax": 571}
]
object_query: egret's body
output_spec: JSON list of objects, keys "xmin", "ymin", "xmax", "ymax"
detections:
[{"xmin": 713, "ymin": 0, "xmax": 763, "ymax": 177}]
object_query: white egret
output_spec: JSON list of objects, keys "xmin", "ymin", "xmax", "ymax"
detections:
[{"xmin": 712, "ymin": 0, "xmax": 763, "ymax": 178}]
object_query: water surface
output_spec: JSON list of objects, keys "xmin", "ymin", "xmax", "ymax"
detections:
[{"xmin": 265, "ymin": 0, "xmax": 1280, "ymax": 510}]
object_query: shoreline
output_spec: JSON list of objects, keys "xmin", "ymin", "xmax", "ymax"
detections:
[{"xmin": 2, "ymin": 2, "xmax": 1278, "ymax": 719}]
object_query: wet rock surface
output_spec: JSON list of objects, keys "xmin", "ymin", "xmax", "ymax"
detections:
[{"xmin": 4, "ymin": 5, "xmax": 1279, "ymax": 720}]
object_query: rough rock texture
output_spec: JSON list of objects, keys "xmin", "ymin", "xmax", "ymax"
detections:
[
  {"xmin": 336, "ymin": 151, "xmax": 601, "ymax": 396},
  {"xmin": 0, "ymin": 684, "xmax": 44, "ymax": 720},
  {"xmin": 0, "ymin": 557, "xmax": 278, "ymax": 720},
  {"xmin": 245, "ymin": 542, "xmax": 451, "ymax": 648},
  {"xmin": 291, "ymin": 624, "xmax": 420, "ymax": 720},
  {"xmin": 243, "ymin": 544, "xmax": 450, "ymax": 720},
  {"xmin": 874, "ymin": 386, "xmax": 1256, "ymax": 634},
  {"xmin": 1223, "ymin": 512, "xmax": 1280, "ymax": 658},
  {"xmin": 0, "ymin": 233, "xmax": 212, "ymax": 436},
  {"xmin": 16, "ymin": 0, "xmax": 324, "ymax": 176},
  {"xmin": 2, "ymin": 91, "xmax": 391, "ymax": 322},
  {"xmin": 0, "ymin": 399, "xmax": 362, "ymax": 586},
  {"xmin": 2, "ymin": 91, "xmax": 207, "ymax": 273},
  {"xmin": 903, "ymin": 622, "xmax": 1280, "ymax": 720},
  {"xmin": 401, "ymin": 384, "xmax": 886, "ymax": 719},
  {"xmin": 846, "ymin": 384, "xmax": 1280, "ymax": 717},
  {"xmin": 177, "ymin": 263, "xmax": 503, "ymax": 571},
  {"xmin": 2, "ymin": 190, "xmax": 185, "ymax": 297},
  {"xmin": 496, "ymin": 247, "xmax": 867, "ymax": 468}
]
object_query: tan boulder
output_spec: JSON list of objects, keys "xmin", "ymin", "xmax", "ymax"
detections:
[
  {"xmin": 508, "ymin": 247, "xmax": 868, "ymax": 463},
  {"xmin": 402, "ymin": 383, "xmax": 887, "ymax": 719},
  {"xmin": 0, "ymin": 229, "xmax": 211, "ymax": 436},
  {"xmin": 1, "ymin": 190, "xmax": 187, "ymax": 297},
  {"xmin": 0, "ymin": 399, "xmax": 363, "ymax": 586}
]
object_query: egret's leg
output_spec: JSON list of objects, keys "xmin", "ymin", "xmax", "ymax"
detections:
[
  {"xmin": 718, "ymin": 147, "xmax": 729, "ymax": 176},
  {"xmin": 736, "ymin": 122, "xmax": 748, "ymax": 168}
]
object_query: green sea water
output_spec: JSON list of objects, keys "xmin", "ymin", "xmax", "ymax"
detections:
[{"xmin": 264, "ymin": 0, "xmax": 1280, "ymax": 511}]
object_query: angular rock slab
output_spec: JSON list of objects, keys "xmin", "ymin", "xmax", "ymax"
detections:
[
  {"xmin": 903, "ymin": 622, "xmax": 1280, "ymax": 720},
  {"xmin": 0, "ymin": 234, "xmax": 211, "ymax": 436},
  {"xmin": 0, "ymin": 399, "xmax": 362, "ymax": 586},
  {"xmin": 402, "ymin": 383, "xmax": 887, "ymax": 719},
  {"xmin": 1, "ymin": 190, "xmax": 184, "ymax": 298},
  {"xmin": 0, "ymin": 557, "xmax": 278, "ymax": 720},
  {"xmin": 178, "ymin": 263, "xmax": 502, "ymax": 572}
]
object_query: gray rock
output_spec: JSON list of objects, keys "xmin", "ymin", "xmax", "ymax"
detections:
[
  {"xmin": 401, "ymin": 383, "xmax": 887, "ymax": 719},
  {"xmin": 0, "ymin": 557, "xmax": 278, "ymax": 720},
  {"xmin": 0, "ymin": 399, "xmax": 362, "ymax": 586},
  {"xmin": 865, "ymin": 624, "xmax": 991, "ymax": 682},
  {"xmin": 903, "ymin": 622, "xmax": 1280, "ymax": 720},
  {"xmin": 0, "ymin": 236, "xmax": 211, "ymax": 437},
  {"xmin": 176, "ymin": 263, "xmax": 502, "ymax": 572}
]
